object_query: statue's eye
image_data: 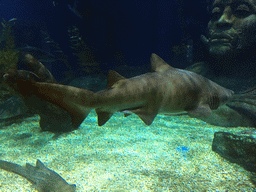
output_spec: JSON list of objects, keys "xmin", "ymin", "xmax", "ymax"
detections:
[
  {"xmin": 211, "ymin": 7, "xmax": 221, "ymax": 20},
  {"xmin": 234, "ymin": 4, "xmax": 251, "ymax": 18}
]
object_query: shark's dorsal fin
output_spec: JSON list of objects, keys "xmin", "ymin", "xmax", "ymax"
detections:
[
  {"xmin": 150, "ymin": 53, "xmax": 174, "ymax": 73},
  {"xmin": 107, "ymin": 70, "xmax": 126, "ymax": 89}
]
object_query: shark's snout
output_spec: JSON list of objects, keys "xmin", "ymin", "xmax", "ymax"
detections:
[{"xmin": 221, "ymin": 89, "xmax": 234, "ymax": 104}]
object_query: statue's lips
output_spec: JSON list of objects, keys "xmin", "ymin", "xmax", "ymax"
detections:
[
  {"xmin": 209, "ymin": 33, "xmax": 233, "ymax": 45},
  {"xmin": 210, "ymin": 38, "xmax": 230, "ymax": 44}
]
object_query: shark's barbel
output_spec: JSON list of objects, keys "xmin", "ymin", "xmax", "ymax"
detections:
[{"xmin": 4, "ymin": 53, "xmax": 234, "ymax": 127}]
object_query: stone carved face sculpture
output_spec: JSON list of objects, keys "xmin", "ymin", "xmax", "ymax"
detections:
[{"xmin": 205, "ymin": 0, "xmax": 256, "ymax": 56}]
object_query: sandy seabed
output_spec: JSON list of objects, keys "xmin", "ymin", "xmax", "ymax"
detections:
[{"xmin": 0, "ymin": 112, "xmax": 255, "ymax": 191}]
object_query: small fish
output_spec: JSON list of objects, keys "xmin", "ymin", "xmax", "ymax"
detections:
[{"xmin": 0, "ymin": 159, "xmax": 76, "ymax": 192}]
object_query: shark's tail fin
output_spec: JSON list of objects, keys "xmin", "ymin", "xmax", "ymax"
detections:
[
  {"xmin": 23, "ymin": 81, "xmax": 94, "ymax": 128},
  {"xmin": 4, "ymin": 71, "xmax": 94, "ymax": 128}
]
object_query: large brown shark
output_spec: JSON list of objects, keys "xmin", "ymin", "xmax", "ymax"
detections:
[{"xmin": 4, "ymin": 53, "xmax": 234, "ymax": 127}]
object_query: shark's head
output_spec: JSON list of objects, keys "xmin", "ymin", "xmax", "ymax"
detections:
[
  {"xmin": 186, "ymin": 74, "xmax": 234, "ymax": 117},
  {"xmin": 204, "ymin": 82, "xmax": 234, "ymax": 112}
]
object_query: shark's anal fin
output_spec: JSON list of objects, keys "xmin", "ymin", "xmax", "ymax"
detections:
[
  {"xmin": 96, "ymin": 109, "xmax": 114, "ymax": 126},
  {"xmin": 187, "ymin": 104, "xmax": 212, "ymax": 116}
]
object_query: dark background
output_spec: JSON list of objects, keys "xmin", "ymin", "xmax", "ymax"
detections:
[{"xmin": 0, "ymin": 0, "xmax": 210, "ymax": 79}]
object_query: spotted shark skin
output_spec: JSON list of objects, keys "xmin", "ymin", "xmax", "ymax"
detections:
[
  {"xmin": 0, "ymin": 159, "xmax": 76, "ymax": 192},
  {"xmin": 4, "ymin": 53, "xmax": 234, "ymax": 127}
]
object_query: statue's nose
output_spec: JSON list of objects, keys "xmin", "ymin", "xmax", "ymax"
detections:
[{"xmin": 216, "ymin": 7, "xmax": 233, "ymax": 29}]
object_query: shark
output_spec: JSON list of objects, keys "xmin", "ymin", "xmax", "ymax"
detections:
[
  {"xmin": 0, "ymin": 159, "xmax": 76, "ymax": 192},
  {"xmin": 3, "ymin": 53, "xmax": 234, "ymax": 127}
]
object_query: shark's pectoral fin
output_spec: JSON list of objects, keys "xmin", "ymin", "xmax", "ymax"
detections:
[
  {"xmin": 96, "ymin": 109, "xmax": 114, "ymax": 126},
  {"xmin": 187, "ymin": 104, "xmax": 212, "ymax": 116},
  {"xmin": 129, "ymin": 106, "xmax": 159, "ymax": 125}
]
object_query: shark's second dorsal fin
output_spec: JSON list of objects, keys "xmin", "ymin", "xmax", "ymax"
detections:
[
  {"xmin": 107, "ymin": 70, "xmax": 126, "ymax": 89},
  {"xmin": 150, "ymin": 53, "xmax": 174, "ymax": 73}
]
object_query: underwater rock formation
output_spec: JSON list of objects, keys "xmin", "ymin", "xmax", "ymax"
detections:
[{"xmin": 212, "ymin": 131, "xmax": 256, "ymax": 172}]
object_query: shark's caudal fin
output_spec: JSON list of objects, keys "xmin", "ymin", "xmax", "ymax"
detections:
[
  {"xmin": 29, "ymin": 82, "xmax": 93, "ymax": 128},
  {"xmin": 4, "ymin": 72, "xmax": 93, "ymax": 128}
]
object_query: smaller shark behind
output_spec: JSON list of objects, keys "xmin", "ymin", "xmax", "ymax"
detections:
[
  {"xmin": 4, "ymin": 53, "xmax": 234, "ymax": 127},
  {"xmin": 0, "ymin": 159, "xmax": 76, "ymax": 192}
]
